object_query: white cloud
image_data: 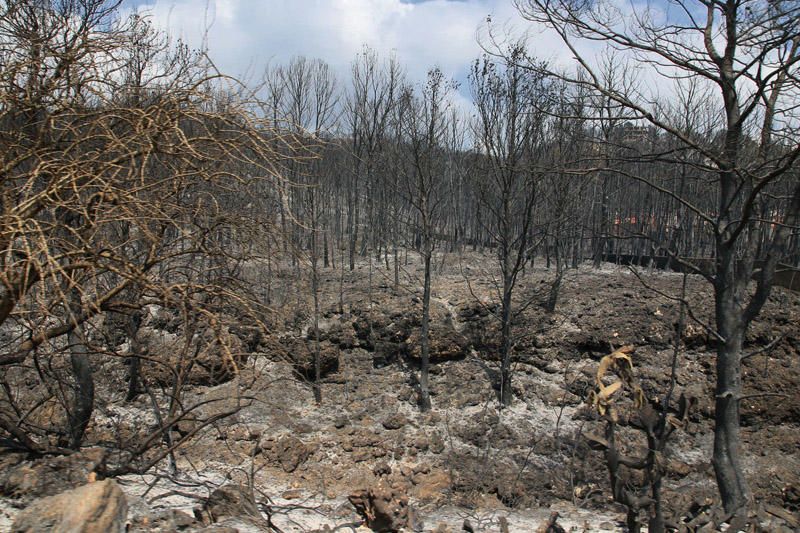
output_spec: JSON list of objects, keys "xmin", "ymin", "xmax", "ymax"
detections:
[
  {"xmin": 123, "ymin": 0, "xmax": 544, "ymax": 97},
  {"xmin": 120, "ymin": 0, "xmax": 721, "ymax": 129}
]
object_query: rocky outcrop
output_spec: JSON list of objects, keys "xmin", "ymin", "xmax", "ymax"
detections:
[
  {"xmin": 11, "ymin": 479, "xmax": 127, "ymax": 533},
  {"xmin": 352, "ymin": 299, "xmax": 470, "ymax": 367},
  {"xmin": 319, "ymin": 321, "xmax": 357, "ymax": 349},
  {"xmin": 406, "ymin": 326, "xmax": 470, "ymax": 364}
]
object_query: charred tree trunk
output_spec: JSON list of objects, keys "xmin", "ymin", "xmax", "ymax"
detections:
[
  {"xmin": 712, "ymin": 245, "xmax": 750, "ymax": 512},
  {"xmin": 499, "ymin": 281, "xmax": 514, "ymax": 407},
  {"xmin": 418, "ymin": 245, "xmax": 432, "ymax": 412},
  {"xmin": 545, "ymin": 237, "xmax": 564, "ymax": 313},
  {"xmin": 67, "ymin": 325, "xmax": 93, "ymax": 450},
  {"xmin": 125, "ymin": 310, "xmax": 143, "ymax": 402}
]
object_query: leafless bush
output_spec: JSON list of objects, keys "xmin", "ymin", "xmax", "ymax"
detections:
[{"xmin": 0, "ymin": 0, "xmax": 292, "ymax": 468}]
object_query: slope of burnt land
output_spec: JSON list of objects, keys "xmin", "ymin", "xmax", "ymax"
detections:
[{"xmin": 1, "ymin": 253, "xmax": 798, "ymax": 531}]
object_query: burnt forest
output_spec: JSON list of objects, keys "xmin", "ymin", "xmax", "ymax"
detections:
[{"xmin": 0, "ymin": 1, "xmax": 799, "ymax": 531}]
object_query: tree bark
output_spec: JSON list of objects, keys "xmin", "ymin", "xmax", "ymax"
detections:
[
  {"xmin": 712, "ymin": 250, "xmax": 750, "ymax": 513},
  {"xmin": 125, "ymin": 310, "xmax": 143, "ymax": 402},
  {"xmin": 418, "ymin": 248, "xmax": 432, "ymax": 412},
  {"xmin": 67, "ymin": 328, "xmax": 94, "ymax": 450},
  {"xmin": 499, "ymin": 282, "xmax": 513, "ymax": 407}
]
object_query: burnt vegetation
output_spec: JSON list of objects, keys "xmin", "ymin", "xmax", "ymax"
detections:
[{"xmin": 0, "ymin": 0, "xmax": 799, "ymax": 531}]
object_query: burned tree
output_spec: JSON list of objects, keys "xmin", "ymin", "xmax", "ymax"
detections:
[
  {"xmin": 469, "ymin": 47, "xmax": 551, "ymax": 406},
  {"xmin": 398, "ymin": 69, "xmax": 457, "ymax": 411},
  {"xmin": 0, "ymin": 0, "xmax": 289, "ymax": 466},
  {"xmin": 514, "ymin": 0, "xmax": 800, "ymax": 515}
]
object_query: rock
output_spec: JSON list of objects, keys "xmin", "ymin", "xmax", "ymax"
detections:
[
  {"xmin": 423, "ymin": 411, "xmax": 441, "ymax": 425},
  {"xmin": 126, "ymin": 495, "xmax": 156, "ymax": 530},
  {"xmin": 0, "ymin": 448, "xmax": 106, "ymax": 504},
  {"xmin": 353, "ymin": 449, "xmax": 372, "ymax": 463},
  {"xmin": 382, "ymin": 413, "xmax": 408, "ymax": 430},
  {"xmin": 321, "ymin": 322, "xmax": 357, "ymax": 349},
  {"xmin": 261, "ymin": 435, "xmax": 311, "ymax": 473},
  {"xmin": 413, "ymin": 471, "xmax": 450, "ymax": 503},
  {"xmin": 281, "ymin": 489, "xmax": 303, "ymax": 500},
  {"xmin": 429, "ymin": 432, "xmax": 445, "ymax": 454},
  {"xmin": 174, "ymin": 416, "xmax": 199, "ymax": 437},
  {"xmin": 537, "ymin": 511, "xmax": 566, "ymax": 533},
  {"xmin": 143, "ymin": 305, "xmax": 180, "ymax": 331},
  {"xmin": 466, "ymin": 320, "xmax": 502, "ymax": 354},
  {"xmin": 194, "ymin": 324, "xmax": 248, "ymax": 384},
  {"xmin": 542, "ymin": 360, "xmax": 561, "ymax": 374},
  {"xmin": 230, "ymin": 324, "xmax": 264, "ymax": 353},
  {"xmin": 571, "ymin": 332, "xmax": 610, "ymax": 355},
  {"xmin": 281, "ymin": 337, "xmax": 340, "ymax": 380},
  {"xmin": 408, "ymin": 506, "xmax": 424, "ymax": 532},
  {"xmin": 411, "ymin": 435, "xmax": 429, "ymax": 451},
  {"xmin": 202, "ymin": 483, "xmax": 262, "ymax": 524},
  {"xmin": 223, "ymin": 425, "xmax": 253, "ymax": 442},
  {"xmin": 354, "ymin": 300, "xmax": 469, "ymax": 366},
  {"xmin": 11, "ymin": 479, "xmax": 127, "ymax": 533},
  {"xmin": 195, "ymin": 519, "xmax": 242, "ymax": 533},
  {"xmin": 373, "ymin": 341, "xmax": 408, "ymax": 367},
  {"xmin": 144, "ymin": 509, "xmax": 197, "ymax": 530},
  {"xmin": 682, "ymin": 323, "xmax": 711, "ymax": 348},
  {"xmin": 192, "ymin": 378, "xmax": 247, "ymax": 422},
  {"xmin": 165, "ymin": 509, "xmax": 197, "ymax": 528},
  {"xmin": 412, "ymin": 463, "xmax": 431, "ymax": 475},
  {"xmin": 349, "ymin": 480, "xmax": 410, "ymax": 533},
  {"xmin": 453, "ymin": 390, "xmax": 482, "ymax": 408},
  {"xmin": 292, "ymin": 422, "xmax": 314, "ymax": 435},
  {"xmin": 0, "ymin": 450, "xmax": 27, "ymax": 477},
  {"xmin": 455, "ymin": 412, "xmax": 515, "ymax": 448},
  {"xmin": 139, "ymin": 324, "xmax": 247, "ymax": 386},
  {"xmin": 407, "ymin": 326, "xmax": 470, "ymax": 363},
  {"xmin": 372, "ymin": 447, "xmax": 388, "ymax": 458},
  {"xmin": 668, "ymin": 458, "xmax": 692, "ymax": 477},
  {"xmin": 351, "ymin": 430, "xmax": 380, "ymax": 448},
  {"xmin": 374, "ymin": 463, "xmax": 392, "ymax": 477}
]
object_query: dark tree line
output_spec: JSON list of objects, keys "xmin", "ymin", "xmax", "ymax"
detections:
[{"xmin": 270, "ymin": 52, "xmax": 799, "ymax": 302}]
